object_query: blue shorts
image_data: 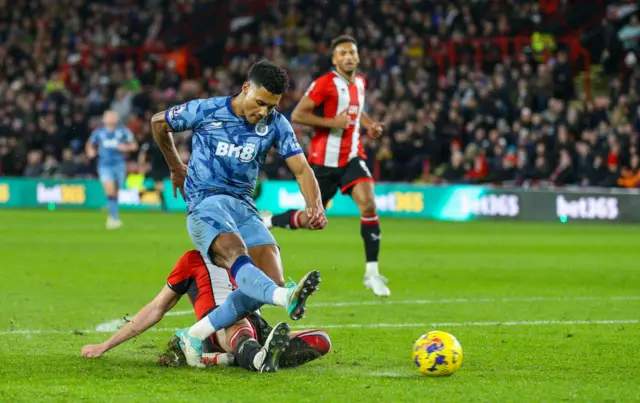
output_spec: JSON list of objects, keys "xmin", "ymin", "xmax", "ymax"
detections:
[
  {"xmin": 187, "ymin": 194, "xmax": 277, "ymax": 258},
  {"xmin": 98, "ymin": 165, "xmax": 126, "ymax": 188}
]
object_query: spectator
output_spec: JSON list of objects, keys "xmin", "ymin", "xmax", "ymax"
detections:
[
  {"xmin": 438, "ymin": 151, "xmax": 467, "ymax": 183},
  {"xmin": 0, "ymin": 0, "xmax": 637, "ymax": 194},
  {"xmin": 57, "ymin": 149, "xmax": 80, "ymax": 178},
  {"xmin": 549, "ymin": 149, "xmax": 576, "ymax": 185},
  {"xmin": 23, "ymin": 150, "xmax": 44, "ymax": 178},
  {"xmin": 618, "ymin": 14, "xmax": 640, "ymax": 51},
  {"xmin": 618, "ymin": 153, "xmax": 640, "ymax": 187},
  {"xmin": 42, "ymin": 154, "xmax": 59, "ymax": 178}
]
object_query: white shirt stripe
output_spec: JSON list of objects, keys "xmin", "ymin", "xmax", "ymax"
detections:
[{"xmin": 325, "ymin": 77, "xmax": 351, "ymax": 167}]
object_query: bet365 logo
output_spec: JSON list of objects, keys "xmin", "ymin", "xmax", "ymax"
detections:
[
  {"xmin": 215, "ymin": 141, "xmax": 256, "ymax": 162},
  {"xmin": 0, "ymin": 183, "xmax": 9, "ymax": 203}
]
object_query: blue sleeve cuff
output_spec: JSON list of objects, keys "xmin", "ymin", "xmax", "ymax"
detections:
[
  {"xmin": 282, "ymin": 149, "xmax": 304, "ymax": 160},
  {"xmin": 164, "ymin": 109, "xmax": 178, "ymax": 132}
]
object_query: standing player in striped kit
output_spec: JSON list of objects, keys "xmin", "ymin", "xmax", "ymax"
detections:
[{"xmin": 264, "ymin": 35, "xmax": 389, "ymax": 297}]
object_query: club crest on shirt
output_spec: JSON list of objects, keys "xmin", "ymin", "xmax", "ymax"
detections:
[{"xmin": 255, "ymin": 122, "xmax": 269, "ymax": 136}]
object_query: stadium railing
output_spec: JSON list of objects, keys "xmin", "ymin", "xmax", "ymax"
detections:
[
  {"xmin": 540, "ymin": 0, "xmax": 606, "ymax": 35},
  {"xmin": 433, "ymin": 35, "xmax": 592, "ymax": 100},
  {"xmin": 79, "ymin": 47, "xmax": 201, "ymax": 79}
]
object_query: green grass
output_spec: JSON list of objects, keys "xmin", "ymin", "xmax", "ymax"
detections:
[{"xmin": 1, "ymin": 209, "xmax": 639, "ymax": 402}]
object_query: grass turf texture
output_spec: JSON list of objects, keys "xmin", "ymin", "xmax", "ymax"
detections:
[{"xmin": 0, "ymin": 209, "xmax": 639, "ymax": 402}]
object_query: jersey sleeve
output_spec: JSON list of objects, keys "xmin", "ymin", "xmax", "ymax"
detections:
[
  {"xmin": 166, "ymin": 251, "xmax": 198, "ymax": 294},
  {"xmin": 121, "ymin": 127, "xmax": 135, "ymax": 143},
  {"xmin": 304, "ymin": 77, "xmax": 331, "ymax": 106},
  {"xmin": 88, "ymin": 130, "xmax": 99, "ymax": 145},
  {"xmin": 274, "ymin": 116, "xmax": 303, "ymax": 160},
  {"xmin": 165, "ymin": 99, "xmax": 205, "ymax": 133}
]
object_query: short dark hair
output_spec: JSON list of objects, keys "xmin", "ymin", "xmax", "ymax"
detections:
[
  {"xmin": 331, "ymin": 35, "xmax": 357, "ymax": 52},
  {"xmin": 248, "ymin": 60, "xmax": 289, "ymax": 95}
]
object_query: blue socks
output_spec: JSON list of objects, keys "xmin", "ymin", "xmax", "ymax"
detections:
[
  {"xmin": 230, "ymin": 256, "xmax": 278, "ymax": 305},
  {"xmin": 107, "ymin": 196, "xmax": 119, "ymax": 220},
  {"xmin": 205, "ymin": 289, "xmax": 263, "ymax": 331}
]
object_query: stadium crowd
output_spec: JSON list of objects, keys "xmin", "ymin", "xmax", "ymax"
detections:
[{"xmin": 1, "ymin": 0, "xmax": 640, "ymax": 189}]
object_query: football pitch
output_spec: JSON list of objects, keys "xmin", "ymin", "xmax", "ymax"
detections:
[{"xmin": 1, "ymin": 210, "xmax": 639, "ymax": 402}]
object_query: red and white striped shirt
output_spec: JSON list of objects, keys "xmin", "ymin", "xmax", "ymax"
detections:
[{"xmin": 304, "ymin": 70, "xmax": 367, "ymax": 168}]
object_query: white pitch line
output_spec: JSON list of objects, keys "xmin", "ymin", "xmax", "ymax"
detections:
[
  {"xmin": 156, "ymin": 295, "xmax": 640, "ymax": 319},
  {"xmin": 1, "ymin": 319, "xmax": 638, "ymax": 337},
  {"xmin": 292, "ymin": 319, "xmax": 640, "ymax": 330}
]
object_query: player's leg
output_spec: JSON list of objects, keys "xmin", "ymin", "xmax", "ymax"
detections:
[
  {"xmin": 264, "ymin": 165, "xmax": 338, "ymax": 230},
  {"xmin": 150, "ymin": 168, "xmax": 169, "ymax": 212},
  {"xmin": 247, "ymin": 313, "xmax": 331, "ymax": 368},
  {"xmin": 249, "ymin": 244, "xmax": 285, "ymax": 286},
  {"xmin": 163, "ymin": 256, "xmax": 288, "ymax": 373},
  {"xmin": 279, "ymin": 329, "xmax": 332, "ymax": 368},
  {"xmin": 114, "ymin": 164, "xmax": 126, "ymax": 224},
  {"xmin": 206, "ymin": 318, "xmax": 290, "ymax": 372},
  {"xmin": 341, "ymin": 158, "xmax": 390, "ymax": 297},
  {"xmin": 242, "ymin": 210, "xmax": 320, "ymax": 320},
  {"xmin": 98, "ymin": 166, "xmax": 121, "ymax": 229},
  {"xmin": 179, "ymin": 196, "xmax": 319, "ymax": 367}
]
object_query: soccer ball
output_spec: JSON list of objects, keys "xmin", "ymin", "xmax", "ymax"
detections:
[{"xmin": 412, "ymin": 331, "xmax": 463, "ymax": 376}]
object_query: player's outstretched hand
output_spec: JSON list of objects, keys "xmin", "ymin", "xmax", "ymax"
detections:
[
  {"xmin": 306, "ymin": 205, "xmax": 327, "ymax": 230},
  {"xmin": 368, "ymin": 122, "xmax": 385, "ymax": 139},
  {"xmin": 333, "ymin": 110, "xmax": 350, "ymax": 129},
  {"xmin": 171, "ymin": 164, "xmax": 188, "ymax": 199},
  {"xmin": 82, "ymin": 344, "xmax": 107, "ymax": 358}
]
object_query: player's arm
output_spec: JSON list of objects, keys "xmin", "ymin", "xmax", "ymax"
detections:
[
  {"xmin": 360, "ymin": 112, "xmax": 374, "ymax": 130},
  {"xmin": 118, "ymin": 127, "xmax": 139, "ymax": 153},
  {"xmin": 151, "ymin": 100, "xmax": 205, "ymax": 168},
  {"xmin": 360, "ymin": 112, "xmax": 384, "ymax": 139},
  {"xmin": 151, "ymin": 112, "xmax": 184, "ymax": 170},
  {"xmin": 292, "ymin": 79, "xmax": 349, "ymax": 130},
  {"xmin": 276, "ymin": 116, "xmax": 327, "ymax": 229},
  {"xmin": 151, "ymin": 101, "xmax": 202, "ymax": 197},
  {"xmin": 82, "ymin": 286, "xmax": 181, "ymax": 358},
  {"xmin": 85, "ymin": 131, "xmax": 98, "ymax": 159},
  {"xmin": 285, "ymin": 153, "xmax": 327, "ymax": 229},
  {"xmin": 292, "ymin": 96, "xmax": 347, "ymax": 129}
]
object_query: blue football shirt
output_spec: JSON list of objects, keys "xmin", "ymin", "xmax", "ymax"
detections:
[
  {"xmin": 89, "ymin": 126, "xmax": 135, "ymax": 167},
  {"xmin": 165, "ymin": 96, "xmax": 303, "ymax": 211}
]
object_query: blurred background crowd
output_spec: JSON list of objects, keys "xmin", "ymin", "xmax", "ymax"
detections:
[{"xmin": 1, "ymin": 0, "xmax": 639, "ymax": 189}]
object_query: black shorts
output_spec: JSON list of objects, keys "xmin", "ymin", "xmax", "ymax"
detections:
[{"xmin": 311, "ymin": 157, "xmax": 374, "ymax": 206}]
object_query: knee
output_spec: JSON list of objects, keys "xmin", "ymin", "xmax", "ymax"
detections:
[
  {"xmin": 359, "ymin": 200, "xmax": 377, "ymax": 217},
  {"xmin": 213, "ymin": 246, "xmax": 248, "ymax": 268}
]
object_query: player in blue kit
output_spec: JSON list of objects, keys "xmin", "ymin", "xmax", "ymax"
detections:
[
  {"xmin": 86, "ymin": 110, "xmax": 138, "ymax": 229},
  {"xmin": 151, "ymin": 60, "xmax": 328, "ymax": 371}
]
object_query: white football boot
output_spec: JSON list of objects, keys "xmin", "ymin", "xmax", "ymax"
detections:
[
  {"xmin": 106, "ymin": 216, "xmax": 123, "ymax": 230},
  {"xmin": 364, "ymin": 274, "xmax": 390, "ymax": 297}
]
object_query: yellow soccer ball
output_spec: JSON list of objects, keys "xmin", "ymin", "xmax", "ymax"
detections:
[{"xmin": 412, "ymin": 331, "xmax": 463, "ymax": 376}]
